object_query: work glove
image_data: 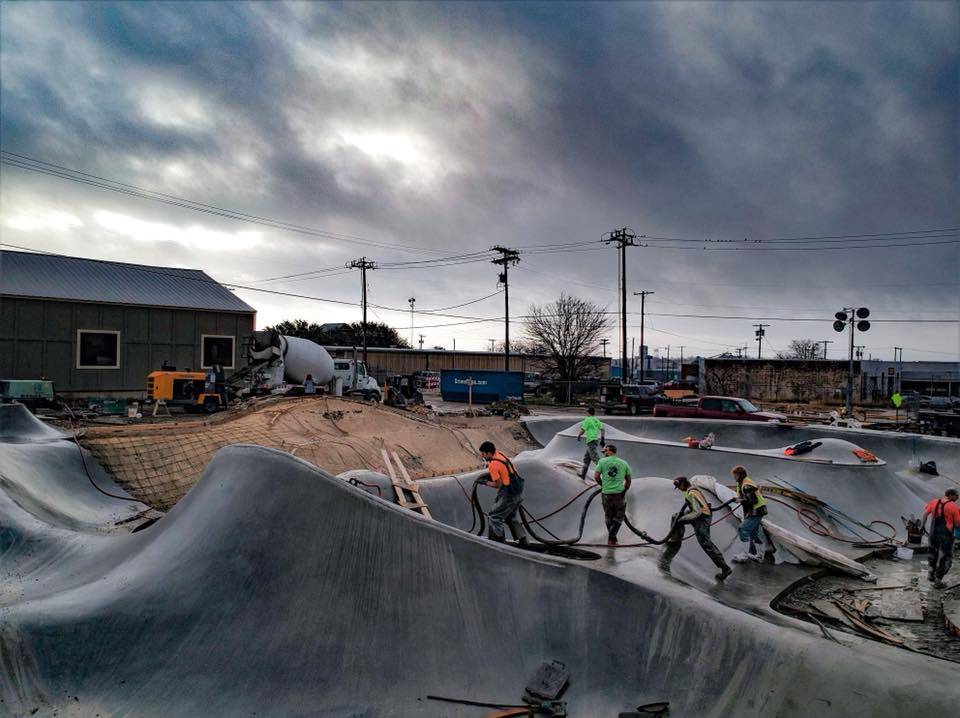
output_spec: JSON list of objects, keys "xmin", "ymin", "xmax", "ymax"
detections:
[{"xmin": 600, "ymin": 438, "xmax": 606, "ymax": 447}]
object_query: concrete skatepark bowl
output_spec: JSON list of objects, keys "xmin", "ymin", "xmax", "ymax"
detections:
[{"xmin": 2, "ymin": 403, "xmax": 958, "ymax": 716}]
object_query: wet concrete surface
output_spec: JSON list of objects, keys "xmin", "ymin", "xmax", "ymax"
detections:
[
  {"xmin": 779, "ymin": 551, "xmax": 960, "ymax": 662},
  {"xmin": 3, "ymin": 403, "xmax": 960, "ymax": 716}
]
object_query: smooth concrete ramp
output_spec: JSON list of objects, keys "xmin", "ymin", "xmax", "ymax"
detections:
[
  {"xmin": 0, "ymin": 402, "xmax": 69, "ymax": 443},
  {"xmin": 2, "ymin": 443, "xmax": 957, "ymax": 717}
]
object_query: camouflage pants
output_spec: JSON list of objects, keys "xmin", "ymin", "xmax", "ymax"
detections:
[
  {"xmin": 581, "ymin": 441, "xmax": 601, "ymax": 478},
  {"xmin": 602, "ymin": 492, "xmax": 627, "ymax": 539}
]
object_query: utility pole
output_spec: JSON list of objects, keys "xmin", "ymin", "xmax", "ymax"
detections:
[
  {"xmin": 488, "ymin": 338, "xmax": 496, "ymax": 352},
  {"xmin": 854, "ymin": 345, "xmax": 865, "ymax": 360},
  {"xmin": 666, "ymin": 345, "xmax": 671, "ymax": 380},
  {"xmin": 348, "ymin": 257, "xmax": 377, "ymax": 365},
  {"xmin": 820, "ymin": 339, "xmax": 833, "ymax": 360},
  {"xmin": 753, "ymin": 323, "xmax": 769, "ymax": 359},
  {"xmin": 735, "ymin": 347, "xmax": 743, "ymax": 359},
  {"xmin": 630, "ymin": 337, "xmax": 636, "ymax": 380},
  {"xmin": 605, "ymin": 228, "xmax": 637, "ymax": 382},
  {"xmin": 633, "ymin": 290, "xmax": 654, "ymax": 382},
  {"xmin": 600, "ymin": 338, "xmax": 609, "ymax": 357},
  {"xmin": 419, "ymin": 334, "xmax": 425, "ymax": 350},
  {"xmin": 678, "ymin": 346, "xmax": 684, "ymax": 380},
  {"xmin": 491, "ymin": 246, "xmax": 520, "ymax": 372},
  {"xmin": 408, "ymin": 297, "xmax": 415, "ymax": 347},
  {"xmin": 894, "ymin": 346, "xmax": 903, "ymax": 393}
]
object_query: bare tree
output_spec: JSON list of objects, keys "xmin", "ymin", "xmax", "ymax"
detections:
[
  {"xmin": 777, "ymin": 339, "xmax": 822, "ymax": 360},
  {"xmin": 524, "ymin": 294, "xmax": 611, "ymax": 384}
]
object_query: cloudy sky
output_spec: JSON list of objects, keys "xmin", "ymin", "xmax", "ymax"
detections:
[{"xmin": 1, "ymin": 1, "xmax": 957, "ymax": 361}]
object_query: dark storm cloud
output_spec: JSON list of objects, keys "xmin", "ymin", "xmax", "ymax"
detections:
[{"xmin": 1, "ymin": 1, "xmax": 956, "ymax": 355}]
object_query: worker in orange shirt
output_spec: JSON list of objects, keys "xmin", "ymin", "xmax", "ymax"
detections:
[
  {"xmin": 478, "ymin": 441, "xmax": 528, "ymax": 546},
  {"xmin": 922, "ymin": 488, "xmax": 960, "ymax": 588}
]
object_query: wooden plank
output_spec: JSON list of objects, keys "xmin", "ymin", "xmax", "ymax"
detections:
[
  {"xmin": 385, "ymin": 450, "xmax": 431, "ymax": 518},
  {"xmin": 833, "ymin": 601, "xmax": 905, "ymax": 645},
  {"xmin": 380, "ymin": 449, "xmax": 399, "ymax": 482},
  {"xmin": 392, "ymin": 451, "xmax": 415, "ymax": 483}
]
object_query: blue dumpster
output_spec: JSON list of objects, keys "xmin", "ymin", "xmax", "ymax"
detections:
[{"xmin": 440, "ymin": 370, "xmax": 524, "ymax": 404}]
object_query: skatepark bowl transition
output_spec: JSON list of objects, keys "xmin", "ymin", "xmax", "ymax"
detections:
[{"xmin": 2, "ymin": 401, "xmax": 959, "ymax": 716}]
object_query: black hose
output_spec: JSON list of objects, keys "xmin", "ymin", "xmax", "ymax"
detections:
[
  {"xmin": 60, "ymin": 401, "xmax": 141, "ymax": 503},
  {"xmin": 517, "ymin": 488, "xmax": 603, "ymax": 546}
]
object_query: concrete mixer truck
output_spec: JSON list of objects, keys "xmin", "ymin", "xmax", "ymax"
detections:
[{"xmin": 230, "ymin": 330, "xmax": 381, "ymax": 401}]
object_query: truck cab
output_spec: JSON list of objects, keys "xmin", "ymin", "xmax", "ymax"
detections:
[{"xmin": 332, "ymin": 360, "xmax": 381, "ymax": 401}]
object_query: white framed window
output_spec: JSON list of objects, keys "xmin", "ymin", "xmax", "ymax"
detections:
[
  {"xmin": 77, "ymin": 330, "xmax": 120, "ymax": 369},
  {"xmin": 201, "ymin": 334, "xmax": 236, "ymax": 369}
]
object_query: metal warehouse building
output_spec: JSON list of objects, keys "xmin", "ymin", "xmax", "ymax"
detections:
[{"xmin": 0, "ymin": 250, "xmax": 256, "ymax": 398}]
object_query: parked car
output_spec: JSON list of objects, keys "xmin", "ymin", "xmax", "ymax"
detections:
[
  {"xmin": 523, "ymin": 372, "xmax": 547, "ymax": 395},
  {"xmin": 927, "ymin": 396, "xmax": 960, "ymax": 410},
  {"xmin": 652, "ymin": 395, "xmax": 787, "ymax": 422},
  {"xmin": 600, "ymin": 383, "xmax": 667, "ymax": 415}
]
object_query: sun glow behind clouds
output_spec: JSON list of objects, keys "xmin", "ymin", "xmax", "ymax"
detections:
[
  {"xmin": 93, "ymin": 211, "xmax": 261, "ymax": 251},
  {"xmin": 4, "ymin": 209, "xmax": 83, "ymax": 232},
  {"xmin": 325, "ymin": 126, "xmax": 447, "ymax": 188}
]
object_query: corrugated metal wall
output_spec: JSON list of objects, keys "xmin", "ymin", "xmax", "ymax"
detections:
[
  {"xmin": 326, "ymin": 346, "xmax": 612, "ymax": 380},
  {"xmin": 0, "ymin": 296, "xmax": 255, "ymax": 397}
]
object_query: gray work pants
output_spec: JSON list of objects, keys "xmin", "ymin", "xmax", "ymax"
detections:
[
  {"xmin": 581, "ymin": 440, "xmax": 601, "ymax": 478},
  {"xmin": 660, "ymin": 515, "xmax": 728, "ymax": 570},
  {"xmin": 488, "ymin": 488, "xmax": 526, "ymax": 541}
]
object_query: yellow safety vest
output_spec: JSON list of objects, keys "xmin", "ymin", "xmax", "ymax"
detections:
[
  {"xmin": 736, "ymin": 477, "xmax": 766, "ymax": 510},
  {"xmin": 684, "ymin": 488, "xmax": 711, "ymax": 516}
]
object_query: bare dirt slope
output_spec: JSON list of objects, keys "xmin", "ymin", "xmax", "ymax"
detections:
[{"xmin": 80, "ymin": 397, "xmax": 535, "ymax": 510}]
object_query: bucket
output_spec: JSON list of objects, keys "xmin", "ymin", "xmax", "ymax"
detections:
[{"xmin": 895, "ymin": 547, "xmax": 914, "ymax": 560}]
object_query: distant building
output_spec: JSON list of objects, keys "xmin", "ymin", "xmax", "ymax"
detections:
[
  {"xmin": 0, "ymin": 250, "xmax": 256, "ymax": 397},
  {"xmin": 325, "ymin": 346, "xmax": 612, "ymax": 381},
  {"xmin": 698, "ymin": 357, "xmax": 959, "ymax": 403}
]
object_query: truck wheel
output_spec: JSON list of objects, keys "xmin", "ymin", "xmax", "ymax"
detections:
[
  {"xmin": 371, "ymin": 391, "xmax": 381, "ymax": 403},
  {"xmin": 202, "ymin": 397, "xmax": 219, "ymax": 414},
  {"xmin": 629, "ymin": 402, "xmax": 639, "ymax": 416}
]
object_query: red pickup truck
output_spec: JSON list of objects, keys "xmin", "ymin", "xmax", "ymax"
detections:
[{"xmin": 652, "ymin": 395, "xmax": 787, "ymax": 422}]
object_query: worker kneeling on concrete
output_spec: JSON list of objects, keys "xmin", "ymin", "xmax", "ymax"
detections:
[
  {"xmin": 594, "ymin": 444, "xmax": 631, "ymax": 546},
  {"xmin": 663, "ymin": 477, "xmax": 732, "ymax": 581},
  {"xmin": 478, "ymin": 441, "xmax": 528, "ymax": 546},
  {"xmin": 732, "ymin": 465, "xmax": 768, "ymax": 563},
  {"xmin": 922, "ymin": 488, "xmax": 960, "ymax": 589}
]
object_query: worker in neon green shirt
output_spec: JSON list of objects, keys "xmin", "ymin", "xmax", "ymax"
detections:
[
  {"xmin": 593, "ymin": 443, "xmax": 631, "ymax": 545},
  {"xmin": 577, "ymin": 406, "xmax": 606, "ymax": 480}
]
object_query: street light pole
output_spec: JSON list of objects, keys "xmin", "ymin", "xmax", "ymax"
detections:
[
  {"xmin": 833, "ymin": 307, "xmax": 871, "ymax": 416},
  {"xmin": 408, "ymin": 297, "xmax": 415, "ymax": 347}
]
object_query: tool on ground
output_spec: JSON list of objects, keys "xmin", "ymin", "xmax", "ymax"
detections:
[{"xmin": 618, "ymin": 701, "xmax": 671, "ymax": 716}]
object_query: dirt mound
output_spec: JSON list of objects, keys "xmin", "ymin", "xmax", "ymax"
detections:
[{"xmin": 81, "ymin": 396, "xmax": 534, "ymax": 510}]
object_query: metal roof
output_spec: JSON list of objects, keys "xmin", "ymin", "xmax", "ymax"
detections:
[{"xmin": 0, "ymin": 250, "xmax": 256, "ymax": 314}]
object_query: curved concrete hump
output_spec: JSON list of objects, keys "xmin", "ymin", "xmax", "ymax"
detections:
[
  {"xmin": 3, "ymin": 444, "xmax": 958, "ymax": 716},
  {"xmin": 0, "ymin": 402, "xmax": 68, "ymax": 443}
]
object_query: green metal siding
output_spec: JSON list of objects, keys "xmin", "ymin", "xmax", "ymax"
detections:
[{"xmin": 0, "ymin": 297, "xmax": 254, "ymax": 396}]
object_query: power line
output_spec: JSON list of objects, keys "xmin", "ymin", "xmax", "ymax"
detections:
[{"xmin": 0, "ymin": 150, "xmax": 454, "ymax": 256}]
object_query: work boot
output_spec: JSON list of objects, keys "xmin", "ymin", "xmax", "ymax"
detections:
[
  {"xmin": 732, "ymin": 541, "xmax": 753, "ymax": 563},
  {"xmin": 516, "ymin": 537, "xmax": 530, "ymax": 548},
  {"xmin": 715, "ymin": 565, "xmax": 732, "ymax": 581},
  {"xmin": 607, "ymin": 535, "xmax": 619, "ymax": 547},
  {"xmin": 928, "ymin": 571, "xmax": 936, "ymax": 582},
  {"xmin": 934, "ymin": 579, "xmax": 946, "ymax": 589},
  {"xmin": 487, "ymin": 530, "xmax": 505, "ymax": 543}
]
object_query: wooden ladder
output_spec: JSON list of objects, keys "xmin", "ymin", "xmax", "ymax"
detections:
[{"xmin": 381, "ymin": 449, "xmax": 432, "ymax": 519}]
